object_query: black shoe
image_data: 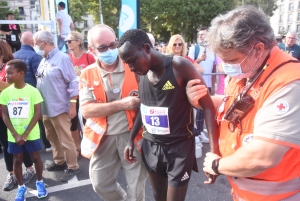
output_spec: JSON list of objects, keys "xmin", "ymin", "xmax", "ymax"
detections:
[
  {"xmin": 45, "ymin": 162, "xmax": 67, "ymax": 171},
  {"xmin": 60, "ymin": 168, "xmax": 80, "ymax": 182},
  {"xmin": 2, "ymin": 173, "xmax": 17, "ymax": 191}
]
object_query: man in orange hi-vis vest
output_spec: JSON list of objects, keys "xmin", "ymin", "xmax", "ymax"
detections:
[
  {"xmin": 79, "ymin": 24, "xmax": 147, "ymax": 201},
  {"xmin": 186, "ymin": 6, "xmax": 300, "ymax": 201}
]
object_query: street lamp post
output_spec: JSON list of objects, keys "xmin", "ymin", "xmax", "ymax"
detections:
[{"xmin": 99, "ymin": 0, "xmax": 103, "ymax": 24}]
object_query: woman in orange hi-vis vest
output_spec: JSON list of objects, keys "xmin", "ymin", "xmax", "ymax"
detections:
[{"xmin": 186, "ymin": 6, "xmax": 300, "ymax": 201}]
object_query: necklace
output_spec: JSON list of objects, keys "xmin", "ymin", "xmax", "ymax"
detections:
[{"xmin": 72, "ymin": 52, "xmax": 84, "ymax": 66}]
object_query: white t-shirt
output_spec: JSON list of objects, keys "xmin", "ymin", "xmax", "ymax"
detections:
[
  {"xmin": 254, "ymin": 80, "xmax": 300, "ymax": 147},
  {"xmin": 188, "ymin": 45, "xmax": 216, "ymax": 88},
  {"xmin": 56, "ymin": 10, "xmax": 73, "ymax": 37}
]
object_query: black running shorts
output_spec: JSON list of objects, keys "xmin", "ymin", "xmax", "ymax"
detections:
[{"xmin": 141, "ymin": 137, "xmax": 198, "ymax": 187}]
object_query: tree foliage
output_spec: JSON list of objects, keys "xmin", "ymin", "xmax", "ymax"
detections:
[
  {"xmin": 68, "ymin": 0, "xmax": 277, "ymax": 43},
  {"xmin": 239, "ymin": 0, "xmax": 277, "ymax": 16},
  {"xmin": 0, "ymin": 2, "xmax": 22, "ymax": 20}
]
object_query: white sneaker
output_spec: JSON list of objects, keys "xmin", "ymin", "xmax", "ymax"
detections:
[
  {"xmin": 199, "ymin": 132, "xmax": 209, "ymax": 143},
  {"xmin": 195, "ymin": 136, "xmax": 201, "ymax": 145},
  {"xmin": 46, "ymin": 147, "xmax": 52, "ymax": 152}
]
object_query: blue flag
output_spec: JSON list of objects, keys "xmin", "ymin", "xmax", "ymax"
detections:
[{"xmin": 119, "ymin": 0, "xmax": 138, "ymax": 38}]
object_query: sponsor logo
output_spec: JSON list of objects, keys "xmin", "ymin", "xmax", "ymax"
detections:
[
  {"xmin": 8, "ymin": 101, "xmax": 29, "ymax": 106},
  {"xmin": 162, "ymin": 80, "xmax": 175, "ymax": 90},
  {"xmin": 129, "ymin": 90, "xmax": 139, "ymax": 97},
  {"xmin": 181, "ymin": 172, "xmax": 189, "ymax": 181},
  {"xmin": 242, "ymin": 134, "xmax": 254, "ymax": 145}
]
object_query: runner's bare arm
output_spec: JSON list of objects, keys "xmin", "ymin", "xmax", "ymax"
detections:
[
  {"xmin": 172, "ymin": 56, "xmax": 220, "ymax": 154},
  {"xmin": 124, "ymin": 109, "xmax": 143, "ymax": 164}
]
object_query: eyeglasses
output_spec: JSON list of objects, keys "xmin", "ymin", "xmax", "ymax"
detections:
[
  {"xmin": 95, "ymin": 42, "xmax": 118, "ymax": 53},
  {"xmin": 173, "ymin": 43, "xmax": 182, "ymax": 47},
  {"xmin": 65, "ymin": 40, "xmax": 77, "ymax": 44}
]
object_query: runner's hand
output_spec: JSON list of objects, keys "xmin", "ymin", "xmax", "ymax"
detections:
[
  {"xmin": 124, "ymin": 140, "xmax": 137, "ymax": 164},
  {"xmin": 204, "ymin": 172, "xmax": 218, "ymax": 184}
]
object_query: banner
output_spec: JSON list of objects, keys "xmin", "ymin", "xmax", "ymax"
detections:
[{"xmin": 119, "ymin": 0, "xmax": 139, "ymax": 38}]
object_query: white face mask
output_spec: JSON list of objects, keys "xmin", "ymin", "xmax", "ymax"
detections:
[
  {"xmin": 222, "ymin": 46, "xmax": 255, "ymax": 79},
  {"xmin": 34, "ymin": 42, "xmax": 45, "ymax": 56}
]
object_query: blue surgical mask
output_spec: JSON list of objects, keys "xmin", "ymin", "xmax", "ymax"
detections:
[
  {"xmin": 98, "ymin": 48, "xmax": 118, "ymax": 65},
  {"xmin": 222, "ymin": 46, "xmax": 255, "ymax": 79}
]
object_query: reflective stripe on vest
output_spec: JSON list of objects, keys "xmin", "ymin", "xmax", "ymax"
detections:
[
  {"xmin": 81, "ymin": 118, "xmax": 105, "ymax": 158},
  {"xmin": 230, "ymin": 176, "xmax": 300, "ymax": 196},
  {"xmin": 86, "ymin": 118, "xmax": 105, "ymax": 135}
]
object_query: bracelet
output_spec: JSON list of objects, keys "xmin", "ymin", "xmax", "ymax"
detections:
[
  {"xmin": 70, "ymin": 100, "xmax": 77, "ymax": 103},
  {"xmin": 211, "ymin": 158, "xmax": 221, "ymax": 175}
]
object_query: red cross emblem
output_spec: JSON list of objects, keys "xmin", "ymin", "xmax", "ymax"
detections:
[
  {"xmin": 277, "ymin": 103, "xmax": 285, "ymax": 111},
  {"xmin": 274, "ymin": 100, "xmax": 289, "ymax": 114}
]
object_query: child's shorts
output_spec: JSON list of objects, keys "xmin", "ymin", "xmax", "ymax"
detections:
[{"xmin": 8, "ymin": 139, "xmax": 42, "ymax": 154}]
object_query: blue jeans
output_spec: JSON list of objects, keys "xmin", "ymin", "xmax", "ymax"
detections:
[{"xmin": 57, "ymin": 35, "xmax": 68, "ymax": 52}]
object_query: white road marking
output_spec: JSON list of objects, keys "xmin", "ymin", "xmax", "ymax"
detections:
[{"xmin": 27, "ymin": 176, "xmax": 91, "ymax": 198}]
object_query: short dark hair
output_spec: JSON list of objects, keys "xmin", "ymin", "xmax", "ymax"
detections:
[
  {"xmin": 7, "ymin": 59, "xmax": 28, "ymax": 75},
  {"xmin": 118, "ymin": 29, "xmax": 153, "ymax": 49},
  {"xmin": 6, "ymin": 13, "xmax": 14, "ymax": 17},
  {"xmin": 199, "ymin": 27, "xmax": 207, "ymax": 31},
  {"xmin": 282, "ymin": 35, "xmax": 286, "ymax": 39},
  {"xmin": 58, "ymin": 2, "xmax": 66, "ymax": 8}
]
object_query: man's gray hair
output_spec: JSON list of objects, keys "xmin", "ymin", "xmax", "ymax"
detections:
[
  {"xmin": 87, "ymin": 24, "xmax": 115, "ymax": 47},
  {"xmin": 206, "ymin": 6, "xmax": 276, "ymax": 54},
  {"xmin": 287, "ymin": 30, "xmax": 298, "ymax": 39},
  {"xmin": 33, "ymin": 30, "xmax": 54, "ymax": 45}
]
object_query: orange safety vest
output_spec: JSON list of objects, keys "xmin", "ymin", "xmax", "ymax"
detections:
[
  {"xmin": 216, "ymin": 47, "xmax": 300, "ymax": 201},
  {"xmin": 79, "ymin": 62, "xmax": 143, "ymax": 159}
]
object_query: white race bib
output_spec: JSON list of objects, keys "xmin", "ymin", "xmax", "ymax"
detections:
[
  {"xmin": 140, "ymin": 104, "xmax": 170, "ymax": 135},
  {"xmin": 11, "ymin": 34, "xmax": 16, "ymax": 41},
  {"xmin": 7, "ymin": 101, "xmax": 30, "ymax": 118}
]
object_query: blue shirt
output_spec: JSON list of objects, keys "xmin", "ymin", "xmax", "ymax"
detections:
[
  {"xmin": 278, "ymin": 43, "xmax": 300, "ymax": 60},
  {"xmin": 36, "ymin": 48, "xmax": 78, "ymax": 117},
  {"xmin": 13, "ymin": 44, "xmax": 42, "ymax": 87}
]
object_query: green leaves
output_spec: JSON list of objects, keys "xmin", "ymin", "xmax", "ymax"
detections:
[
  {"xmin": 67, "ymin": 0, "xmax": 276, "ymax": 43},
  {"xmin": 0, "ymin": 2, "xmax": 22, "ymax": 20}
]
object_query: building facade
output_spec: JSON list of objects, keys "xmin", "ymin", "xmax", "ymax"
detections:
[{"xmin": 270, "ymin": 0, "xmax": 300, "ymax": 38}]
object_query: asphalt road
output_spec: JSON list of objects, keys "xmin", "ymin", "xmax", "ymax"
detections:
[{"xmin": 0, "ymin": 143, "xmax": 232, "ymax": 201}]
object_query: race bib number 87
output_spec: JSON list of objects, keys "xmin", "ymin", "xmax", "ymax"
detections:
[
  {"xmin": 7, "ymin": 101, "xmax": 30, "ymax": 118},
  {"xmin": 141, "ymin": 104, "xmax": 170, "ymax": 135}
]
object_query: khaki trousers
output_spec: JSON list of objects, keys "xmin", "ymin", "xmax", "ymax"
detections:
[
  {"xmin": 89, "ymin": 132, "xmax": 147, "ymax": 201},
  {"xmin": 43, "ymin": 113, "xmax": 79, "ymax": 170}
]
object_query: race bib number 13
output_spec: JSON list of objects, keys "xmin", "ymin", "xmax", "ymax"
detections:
[
  {"xmin": 7, "ymin": 101, "xmax": 30, "ymax": 118},
  {"xmin": 140, "ymin": 104, "xmax": 170, "ymax": 135}
]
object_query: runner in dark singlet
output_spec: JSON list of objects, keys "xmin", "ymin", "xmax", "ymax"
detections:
[{"xmin": 118, "ymin": 29, "xmax": 219, "ymax": 201}]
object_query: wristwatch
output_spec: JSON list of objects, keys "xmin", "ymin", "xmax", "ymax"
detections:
[{"xmin": 211, "ymin": 158, "xmax": 221, "ymax": 175}]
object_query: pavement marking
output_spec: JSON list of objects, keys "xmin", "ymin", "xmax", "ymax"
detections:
[{"xmin": 27, "ymin": 176, "xmax": 92, "ymax": 198}]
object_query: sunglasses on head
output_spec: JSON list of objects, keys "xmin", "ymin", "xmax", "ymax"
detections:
[
  {"xmin": 65, "ymin": 40, "xmax": 77, "ymax": 44},
  {"xmin": 96, "ymin": 42, "xmax": 119, "ymax": 53},
  {"xmin": 173, "ymin": 43, "xmax": 183, "ymax": 47}
]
